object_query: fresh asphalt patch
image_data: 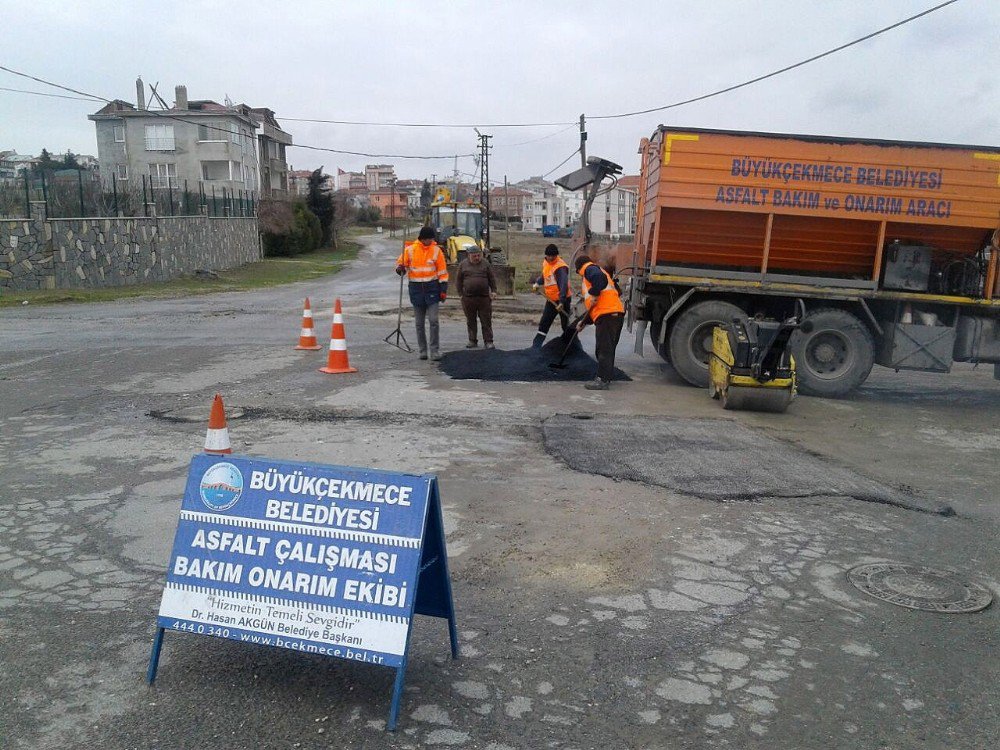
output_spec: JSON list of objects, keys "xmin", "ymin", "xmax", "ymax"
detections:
[
  {"xmin": 438, "ymin": 337, "xmax": 631, "ymax": 382},
  {"xmin": 542, "ymin": 414, "xmax": 954, "ymax": 515}
]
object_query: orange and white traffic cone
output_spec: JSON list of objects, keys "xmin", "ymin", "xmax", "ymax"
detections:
[
  {"xmin": 204, "ymin": 393, "xmax": 232, "ymax": 455},
  {"xmin": 319, "ymin": 298, "xmax": 358, "ymax": 374},
  {"xmin": 294, "ymin": 297, "xmax": 323, "ymax": 351}
]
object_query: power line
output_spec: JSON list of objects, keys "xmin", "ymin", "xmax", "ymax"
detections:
[
  {"xmin": 496, "ymin": 123, "xmax": 579, "ymax": 148},
  {"xmin": 241, "ymin": 2, "xmax": 962, "ymax": 128},
  {"xmin": 277, "ymin": 116, "xmax": 574, "ymax": 128},
  {"xmin": 542, "ymin": 148, "xmax": 581, "ymax": 179},
  {"xmin": 0, "ymin": 64, "xmax": 475, "ymax": 161},
  {"xmin": 0, "ymin": 85, "xmax": 102, "ymax": 102},
  {"xmin": 0, "ymin": 2, "xmax": 962, "ymax": 158},
  {"xmin": 292, "ymin": 142, "xmax": 475, "ymax": 160},
  {"xmin": 591, "ymin": 0, "xmax": 961, "ymax": 120}
]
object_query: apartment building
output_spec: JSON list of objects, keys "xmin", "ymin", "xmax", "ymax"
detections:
[
  {"xmin": 369, "ymin": 188, "xmax": 408, "ymax": 220},
  {"xmin": 488, "ymin": 186, "xmax": 533, "ymax": 221},
  {"xmin": 88, "ymin": 79, "xmax": 292, "ymax": 197},
  {"xmin": 587, "ymin": 182, "xmax": 638, "ymax": 236},
  {"xmin": 365, "ymin": 164, "xmax": 396, "ymax": 191}
]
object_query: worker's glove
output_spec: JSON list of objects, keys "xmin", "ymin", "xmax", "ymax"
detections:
[
  {"xmin": 576, "ymin": 319, "xmax": 587, "ymax": 332},
  {"xmin": 531, "ymin": 283, "xmax": 540, "ymax": 294},
  {"xmin": 439, "ymin": 292, "xmax": 447, "ymax": 302},
  {"xmin": 395, "ymin": 265, "xmax": 405, "ymax": 276},
  {"xmin": 554, "ymin": 304, "xmax": 566, "ymax": 315},
  {"xmin": 489, "ymin": 291, "xmax": 498, "ymax": 300}
]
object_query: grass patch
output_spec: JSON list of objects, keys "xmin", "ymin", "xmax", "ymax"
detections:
[
  {"xmin": 495, "ymin": 232, "xmax": 576, "ymax": 293},
  {"xmin": 0, "ymin": 239, "xmax": 363, "ymax": 308}
]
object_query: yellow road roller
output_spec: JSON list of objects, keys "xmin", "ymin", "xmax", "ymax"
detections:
[{"xmin": 709, "ymin": 317, "xmax": 808, "ymax": 413}]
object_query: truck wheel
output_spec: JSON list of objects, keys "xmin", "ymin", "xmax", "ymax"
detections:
[
  {"xmin": 668, "ymin": 300, "xmax": 745, "ymax": 387},
  {"xmin": 790, "ymin": 308, "xmax": 874, "ymax": 397}
]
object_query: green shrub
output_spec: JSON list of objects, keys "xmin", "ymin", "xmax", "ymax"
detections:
[
  {"xmin": 260, "ymin": 200, "xmax": 322, "ymax": 257},
  {"xmin": 356, "ymin": 206, "xmax": 382, "ymax": 225}
]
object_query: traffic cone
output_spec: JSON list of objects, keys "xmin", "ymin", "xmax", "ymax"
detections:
[
  {"xmin": 319, "ymin": 298, "xmax": 358, "ymax": 374},
  {"xmin": 204, "ymin": 393, "xmax": 232, "ymax": 455},
  {"xmin": 294, "ymin": 297, "xmax": 323, "ymax": 350}
]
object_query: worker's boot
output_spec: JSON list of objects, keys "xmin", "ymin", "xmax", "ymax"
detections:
[
  {"xmin": 466, "ymin": 340, "xmax": 478, "ymax": 348},
  {"xmin": 430, "ymin": 350, "xmax": 441, "ymax": 361},
  {"xmin": 584, "ymin": 378, "xmax": 610, "ymax": 391},
  {"xmin": 531, "ymin": 333, "xmax": 546, "ymax": 349}
]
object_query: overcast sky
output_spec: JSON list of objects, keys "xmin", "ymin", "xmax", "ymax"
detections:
[{"xmin": 1, "ymin": 0, "xmax": 997, "ymax": 184}]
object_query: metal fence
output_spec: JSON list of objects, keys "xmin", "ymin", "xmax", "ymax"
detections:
[{"xmin": 0, "ymin": 170, "xmax": 257, "ymax": 220}]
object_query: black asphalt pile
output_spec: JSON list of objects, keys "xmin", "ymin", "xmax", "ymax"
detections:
[
  {"xmin": 439, "ymin": 336, "xmax": 630, "ymax": 382},
  {"xmin": 542, "ymin": 414, "xmax": 953, "ymax": 515}
]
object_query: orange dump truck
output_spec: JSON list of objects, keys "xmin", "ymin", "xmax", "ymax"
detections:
[{"xmin": 624, "ymin": 126, "xmax": 1000, "ymax": 396}]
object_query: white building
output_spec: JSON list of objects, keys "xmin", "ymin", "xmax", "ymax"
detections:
[
  {"xmin": 587, "ymin": 185, "xmax": 638, "ymax": 237},
  {"xmin": 0, "ymin": 151, "xmax": 38, "ymax": 180}
]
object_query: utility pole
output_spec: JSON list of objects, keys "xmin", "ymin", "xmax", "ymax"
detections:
[
  {"xmin": 389, "ymin": 177, "xmax": 396, "ymax": 238},
  {"xmin": 475, "ymin": 129, "xmax": 492, "ymax": 248},
  {"xmin": 579, "ymin": 113, "xmax": 587, "ymax": 168},
  {"xmin": 504, "ymin": 175, "xmax": 511, "ymax": 261}
]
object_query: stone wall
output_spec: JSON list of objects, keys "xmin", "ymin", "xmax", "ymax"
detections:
[{"xmin": 1, "ymin": 215, "xmax": 261, "ymax": 291}]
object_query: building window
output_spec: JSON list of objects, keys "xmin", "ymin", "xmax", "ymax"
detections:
[
  {"xmin": 198, "ymin": 122, "xmax": 226, "ymax": 142},
  {"xmin": 114, "ymin": 125, "xmax": 125, "ymax": 142},
  {"xmin": 201, "ymin": 160, "xmax": 230, "ymax": 181},
  {"xmin": 115, "ymin": 164, "xmax": 128, "ymax": 180},
  {"xmin": 144, "ymin": 124, "xmax": 175, "ymax": 151},
  {"xmin": 149, "ymin": 163, "xmax": 176, "ymax": 189}
]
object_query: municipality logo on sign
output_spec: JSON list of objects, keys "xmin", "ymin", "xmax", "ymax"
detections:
[{"xmin": 199, "ymin": 462, "xmax": 244, "ymax": 511}]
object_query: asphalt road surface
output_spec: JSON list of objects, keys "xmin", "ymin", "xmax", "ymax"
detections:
[{"xmin": 2, "ymin": 233, "xmax": 998, "ymax": 749}]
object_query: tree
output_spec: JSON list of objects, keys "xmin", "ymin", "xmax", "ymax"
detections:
[
  {"xmin": 306, "ymin": 167, "xmax": 334, "ymax": 247},
  {"xmin": 420, "ymin": 179, "xmax": 432, "ymax": 211},
  {"xmin": 32, "ymin": 148, "xmax": 60, "ymax": 174},
  {"xmin": 62, "ymin": 151, "xmax": 80, "ymax": 170}
]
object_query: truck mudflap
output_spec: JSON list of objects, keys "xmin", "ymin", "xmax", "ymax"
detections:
[{"xmin": 633, "ymin": 319, "xmax": 647, "ymax": 356}]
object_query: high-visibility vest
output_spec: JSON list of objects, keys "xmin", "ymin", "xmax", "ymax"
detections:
[
  {"xmin": 396, "ymin": 241, "xmax": 449, "ymax": 283},
  {"xmin": 579, "ymin": 262, "xmax": 625, "ymax": 322},
  {"xmin": 540, "ymin": 256, "xmax": 568, "ymax": 303}
]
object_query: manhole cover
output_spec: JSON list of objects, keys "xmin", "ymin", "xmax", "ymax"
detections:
[{"xmin": 847, "ymin": 563, "xmax": 993, "ymax": 613}]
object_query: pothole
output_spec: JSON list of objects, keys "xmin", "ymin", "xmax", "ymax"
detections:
[
  {"xmin": 148, "ymin": 405, "xmax": 247, "ymax": 423},
  {"xmin": 847, "ymin": 562, "xmax": 992, "ymax": 613}
]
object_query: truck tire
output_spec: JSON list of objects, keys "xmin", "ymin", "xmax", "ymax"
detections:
[
  {"xmin": 668, "ymin": 300, "xmax": 745, "ymax": 387},
  {"xmin": 790, "ymin": 308, "xmax": 874, "ymax": 397}
]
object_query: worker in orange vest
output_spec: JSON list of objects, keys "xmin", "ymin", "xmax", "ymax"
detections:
[
  {"xmin": 531, "ymin": 244, "xmax": 571, "ymax": 348},
  {"xmin": 396, "ymin": 226, "xmax": 449, "ymax": 361},
  {"xmin": 574, "ymin": 255, "xmax": 625, "ymax": 390}
]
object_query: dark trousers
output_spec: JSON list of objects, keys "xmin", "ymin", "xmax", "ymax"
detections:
[
  {"xmin": 594, "ymin": 312, "xmax": 625, "ymax": 382},
  {"xmin": 461, "ymin": 296, "xmax": 493, "ymax": 343},
  {"xmin": 537, "ymin": 299, "xmax": 569, "ymax": 336}
]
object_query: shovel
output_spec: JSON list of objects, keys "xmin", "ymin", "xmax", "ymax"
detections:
[
  {"xmin": 383, "ymin": 274, "xmax": 413, "ymax": 352},
  {"xmin": 549, "ymin": 313, "xmax": 588, "ymax": 369}
]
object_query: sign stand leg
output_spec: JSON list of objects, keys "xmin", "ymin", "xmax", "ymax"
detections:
[
  {"xmin": 387, "ymin": 660, "xmax": 409, "ymax": 731},
  {"xmin": 447, "ymin": 612, "xmax": 459, "ymax": 659},
  {"xmin": 147, "ymin": 627, "xmax": 165, "ymax": 684}
]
